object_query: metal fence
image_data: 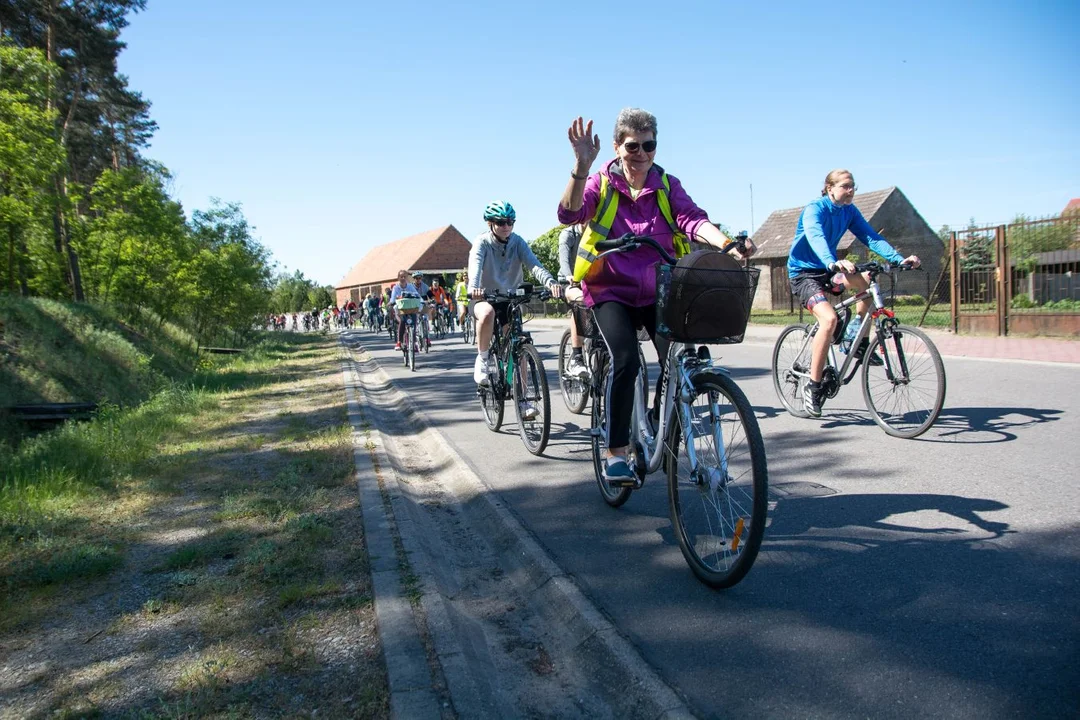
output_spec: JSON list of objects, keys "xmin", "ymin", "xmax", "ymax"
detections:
[{"xmin": 949, "ymin": 213, "xmax": 1080, "ymax": 336}]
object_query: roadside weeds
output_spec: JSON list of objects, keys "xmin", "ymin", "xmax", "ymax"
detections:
[{"xmin": 0, "ymin": 334, "xmax": 390, "ymax": 719}]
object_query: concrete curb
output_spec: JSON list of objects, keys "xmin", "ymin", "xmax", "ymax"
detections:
[
  {"xmin": 340, "ymin": 355, "xmax": 445, "ymax": 718},
  {"xmin": 340, "ymin": 336, "xmax": 696, "ymax": 719}
]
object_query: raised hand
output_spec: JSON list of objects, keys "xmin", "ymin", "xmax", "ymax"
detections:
[{"xmin": 568, "ymin": 117, "xmax": 600, "ymax": 171}]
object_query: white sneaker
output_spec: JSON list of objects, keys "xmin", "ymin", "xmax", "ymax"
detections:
[
  {"xmin": 519, "ymin": 403, "xmax": 539, "ymax": 421},
  {"xmin": 473, "ymin": 354, "xmax": 491, "ymax": 385},
  {"xmin": 565, "ymin": 354, "xmax": 589, "ymax": 380}
]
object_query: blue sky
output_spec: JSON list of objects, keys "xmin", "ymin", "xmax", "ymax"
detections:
[{"xmin": 118, "ymin": 0, "xmax": 1079, "ymax": 286}]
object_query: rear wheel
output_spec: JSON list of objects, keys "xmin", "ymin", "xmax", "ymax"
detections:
[
  {"xmin": 862, "ymin": 324, "xmax": 945, "ymax": 439},
  {"xmin": 590, "ymin": 349, "xmax": 632, "ymax": 508},
  {"xmin": 558, "ymin": 330, "xmax": 589, "ymax": 415},
  {"xmin": 668, "ymin": 371, "xmax": 768, "ymax": 589},
  {"xmin": 513, "ymin": 344, "xmax": 551, "ymax": 455},
  {"xmin": 771, "ymin": 324, "xmax": 813, "ymax": 418}
]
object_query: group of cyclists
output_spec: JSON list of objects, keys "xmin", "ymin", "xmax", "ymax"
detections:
[{"xmin": 367, "ymin": 108, "xmax": 920, "ymax": 483}]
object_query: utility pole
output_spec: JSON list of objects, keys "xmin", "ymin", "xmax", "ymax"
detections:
[{"xmin": 750, "ymin": 184, "xmax": 755, "ymax": 236}]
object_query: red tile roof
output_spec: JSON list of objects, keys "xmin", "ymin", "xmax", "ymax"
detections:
[
  {"xmin": 1064, "ymin": 198, "xmax": 1080, "ymax": 215},
  {"xmin": 336, "ymin": 225, "xmax": 472, "ymax": 290}
]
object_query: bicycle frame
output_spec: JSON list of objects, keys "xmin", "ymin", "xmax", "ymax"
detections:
[
  {"xmin": 787, "ymin": 267, "xmax": 911, "ymax": 393},
  {"xmin": 626, "ymin": 342, "xmax": 730, "ymax": 482}
]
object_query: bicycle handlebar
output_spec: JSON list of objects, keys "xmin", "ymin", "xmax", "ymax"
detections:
[
  {"xmin": 593, "ymin": 231, "xmax": 750, "ymax": 265},
  {"xmin": 834, "ymin": 261, "xmax": 920, "ymax": 277},
  {"xmin": 480, "ymin": 285, "xmax": 553, "ymax": 304}
]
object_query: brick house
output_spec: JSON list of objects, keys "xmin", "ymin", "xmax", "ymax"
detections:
[
  {"xmin": 335, "ymin": 225, "xmax": 472, "ymax": 306},
  {"xmin": 749, "ymin": 187, "xmax": 944, "ymax": 311}
]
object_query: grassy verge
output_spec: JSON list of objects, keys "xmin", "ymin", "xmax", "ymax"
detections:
[{"xmin": 0, "ymin": 332, "xmax": 388, "ymax": 718}]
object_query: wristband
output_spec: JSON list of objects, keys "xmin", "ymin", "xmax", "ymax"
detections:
[{"xmin": 571, "ymin": 171, "xmax": 587, "ymax": 180}]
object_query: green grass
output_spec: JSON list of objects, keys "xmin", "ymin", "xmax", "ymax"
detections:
[{"xmin": 750, "ymin": 303, "xmax": 955, "ymax": 328}]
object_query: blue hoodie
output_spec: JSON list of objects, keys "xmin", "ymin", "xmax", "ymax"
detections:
[{"xmin": 787, "ymin": 195, "xmax": 904, "ymax": 275}]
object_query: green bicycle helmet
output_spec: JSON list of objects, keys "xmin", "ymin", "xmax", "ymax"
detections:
[{"xmin": 482, "ymin": 201, "xmax": 516, "ymax": 222}]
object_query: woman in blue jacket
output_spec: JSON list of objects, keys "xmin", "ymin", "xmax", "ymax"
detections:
[{"xmin": 787, "ymin": 169, "xmax": 920, "ymax": 418}]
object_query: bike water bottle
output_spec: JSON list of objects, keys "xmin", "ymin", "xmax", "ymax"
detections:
[{"xmin": 841, "ymin": 314, "xmax": 861, "ymax": 353}]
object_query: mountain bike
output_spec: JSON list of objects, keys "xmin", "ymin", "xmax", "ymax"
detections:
[
  {"xmin": 476, "ymin": 284, "xmax": 554, "ymax": 456},
  {"xmin": 587, "ymin": 233, "xmax": 768, "ymax": 589},
  {"xmin": 771, "ymin": 262, "xmax": 946, "ymax": 439}
]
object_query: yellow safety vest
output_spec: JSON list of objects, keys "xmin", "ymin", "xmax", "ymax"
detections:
[{"xmin": 572, "ymin": 170, "xmax": 690, "ymax": 283}]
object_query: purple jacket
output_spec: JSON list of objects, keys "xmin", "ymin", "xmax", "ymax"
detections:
[{"xmin": 557, "ymin": 158, "xmax": 711, "ymax": 307}]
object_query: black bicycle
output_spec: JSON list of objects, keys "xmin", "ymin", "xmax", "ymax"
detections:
[{"xmin": 476, "ymin": 284, "xmax": 553, "ymax": 456}]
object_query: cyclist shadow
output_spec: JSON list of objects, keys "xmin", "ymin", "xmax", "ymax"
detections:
[
  {"xmin": 766, "ymin": 487, "xmax": 1013, "ymax": 539},
  {"xmin": 806, "ymin": 404, "xmax": 1062, "ymax": 444},
  {"xmin": 916, "ymin": 406, "xmax": 1063, "ymax": 444}
]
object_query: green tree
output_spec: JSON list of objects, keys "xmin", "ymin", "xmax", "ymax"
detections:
[
  {"xmin": 960, "ymin": 218, "xmax": 994, "ymax": 271},
  {"xmin": 530, "ymin": 225, "xmax": 562, "ymax": 280},
  {"xmin": 0, "ymin": 41, "xmax": 65, "ymax": 295},
  {"xmin": 1007, "ymin": 214, "xmax": 1078, "ymax": 273}
]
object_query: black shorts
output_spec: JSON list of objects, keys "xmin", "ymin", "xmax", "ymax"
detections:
[{"xmin": 789, "ymin": 269, "xmax": 844, "ymax": 310}]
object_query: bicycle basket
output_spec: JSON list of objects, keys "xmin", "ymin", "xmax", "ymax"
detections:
[
  {"xmin": 655, "ymin": 250, "xmax": 760, "ymax": 344},
  {"xmin": 571, "ymin": 304, "xmax": 602, "ymax": 340},
  {"xmin": 396, "ymin": 296, "xmax": 424, "ymax": 313}
]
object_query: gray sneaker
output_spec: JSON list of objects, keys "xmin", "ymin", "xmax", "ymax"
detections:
[
  {"xmin": 565, "ymin": 354, "xmax": 590, "ymax": 380},
  {"xmin": 519, "ymin": 403, "xmax": 539, "ymax": 421},
  {"xmin": 803, "ymin": 381, "xmax": 823, "ymax": 418}
]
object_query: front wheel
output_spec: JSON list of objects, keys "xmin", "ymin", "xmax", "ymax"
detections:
[
  {"xmin": 667, "ymin": 371, "xmax": 768, "ymax": 589},
  {"xmin": 558, "ymin": 330, "xmax": 589, "ymax": 415},
  {"xmin": 408, "ymin": 325, "xmax": 417, "ymax": 371},
  {"xmin": 771, "ymin": 324, "xmax": 813, "ymax": 418},
  {"xmin": 479, "ymin": 353, "xmax": 504, "ymax": 431},
  {"xmin": 862, "ymin": 324, "xmax": 946, "ymax": 439},
  {"xmin": 590, "ymin": 349, "xmax": 632, "ymax": 508},
  {"xmin": 513, "ymin": 344, "xmax": 551, "ymax": 455}
]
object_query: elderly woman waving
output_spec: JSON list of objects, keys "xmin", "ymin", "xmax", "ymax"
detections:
[{"xmin": 557, "ymin": 108, "xmax": 755, "ymax": 484}]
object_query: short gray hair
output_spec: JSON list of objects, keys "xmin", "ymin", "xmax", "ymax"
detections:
[{"xmin": 613, "ymin": 108, "xmax": 657, "ymax": 144}]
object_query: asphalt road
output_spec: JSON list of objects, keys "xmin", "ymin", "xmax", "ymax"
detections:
[{"xmin": 351, "ymin": 322, "xmax": 1080, "ymax": 719}]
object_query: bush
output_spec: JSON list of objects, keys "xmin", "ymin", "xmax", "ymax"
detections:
[
  {"xmin": 1011, "ymin": 293, "xmax": 1038, "ymax": 309},
  {"xmin": 1043, "ymin": 299, "xmax": 1080, "ymax": 312},
  {"xmin": 893, "ymin": 295, "xmax": 926, "ymax": 307}
]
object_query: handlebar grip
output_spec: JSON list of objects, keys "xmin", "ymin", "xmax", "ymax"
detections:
[{"xmin": 594, "ymin": 238, "xmax": 625, "ymax": 252}]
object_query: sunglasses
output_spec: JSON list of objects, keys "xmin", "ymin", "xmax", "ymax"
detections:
[
  {"xmin": 622, "ymin": 140, "xmax": 657, "ymax": 154},
  {"xmin": 492, "ymin": 219, "xmax": 515, "ymax": 227}
]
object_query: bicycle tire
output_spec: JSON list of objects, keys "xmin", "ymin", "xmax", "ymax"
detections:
[
  {"xmin": 479, "ymin": 349, "xmax": 504, "ymax": 431},
  {"xmin": 558, "ymin": 330, "xmax": 589, "ymax": 415},
  {"xmin": 861, "ymin": 324, "xmax": 946, "ymax": 439},
  {"xmin": 408, "ymin": 325, "xmax": 417, "ymax": 371},
  {"xmin": 513, "ymin": 343, "xmax": 551, "ymax": 455},
  {"xmin": 771, "ymin": 324, "xmax": 813, "ymax": 418},
  {"xmin": 667, "ymin": 371, "xmax": 768, "ymax": 589},
  {"xmin": 590, "ymin": 348, "xmax": 632, "ymax": 508}
]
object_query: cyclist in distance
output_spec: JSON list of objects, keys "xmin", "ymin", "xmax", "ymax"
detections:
[
  {"xmin": 389, "ymin": 269, "xmax": 424, "ymax": 350},
  {"xmin": 469, "ymin": 201, "xmax": 563, "ymax": 385},
  {"xmin": 558, "ymin": 223, "xmax": 590, "ymax": 380},
  {"xmin": 787, "ymin": 168, "xmax": 921, "ymax": 418},
  {"xmin": 557, "ymin": 109, "xmax": 755, "ymax": 483},
  {"xmin": 410, "ymin": 270, "xmax": 434, "ymax": 350},
  {"xmin": 454, "ymin": 271, "xmax": 470, "ymax": 328},
  {"xmin": 430, "ymin": 277, "xmax": 452, "ymax": 331}
]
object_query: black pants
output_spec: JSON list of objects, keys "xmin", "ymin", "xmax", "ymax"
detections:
[{"xmin": 592, "ymin": 301, "xmax": 669, "ymax": 450}]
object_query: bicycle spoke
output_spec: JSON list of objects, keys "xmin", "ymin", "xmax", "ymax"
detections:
[{"xmin": 668, "ymin": 372, "xmax": 767, "ymax": 588}]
